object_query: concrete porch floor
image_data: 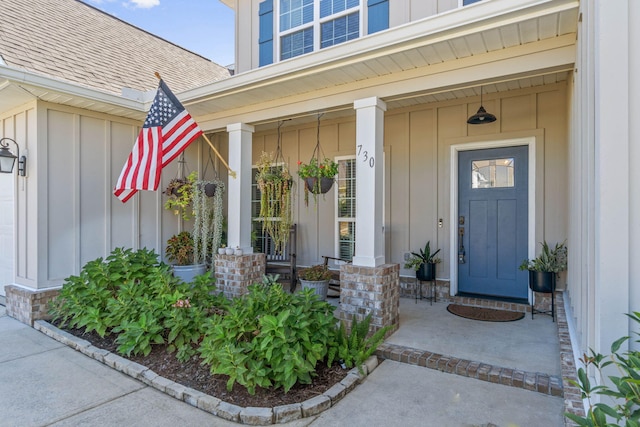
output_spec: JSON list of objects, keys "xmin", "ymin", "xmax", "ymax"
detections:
[{"xmin": 387, "ymin": 297, "xmax": 561, "ymax": 377}]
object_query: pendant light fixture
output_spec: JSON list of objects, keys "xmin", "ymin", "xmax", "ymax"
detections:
[{"xmin": 467, "ymin": 86, "xmax": 497, "ymax": 125}]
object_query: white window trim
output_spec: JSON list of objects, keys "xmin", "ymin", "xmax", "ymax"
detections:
[
  {"xmin": 275, "ymin": 0, "xmax": 363, "ymax": 61},
  {"xmin": 334, "ymin": 155, "xmax": 356, "ymax": 259}
]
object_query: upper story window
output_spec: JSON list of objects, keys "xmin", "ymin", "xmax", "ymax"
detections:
[
  {"xmin": 279, "ymin": 0, "xmax": 361, "ymax": 61},
  {"xmin": 259, "ymin": 0, "xmax": 389, "ymax": 66}
]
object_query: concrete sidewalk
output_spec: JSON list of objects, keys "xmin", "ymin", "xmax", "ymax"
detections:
[{"xmin": 0, "ymin": 301, "xmax": 564, "ymax": 427}]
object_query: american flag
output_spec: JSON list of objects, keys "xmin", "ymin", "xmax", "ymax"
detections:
[{"xmin": 113, "ymin": 79, "xmax": 202, "ymax": 203}]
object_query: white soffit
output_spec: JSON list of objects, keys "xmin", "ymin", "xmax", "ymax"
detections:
[{"xmin": 182, "ymin": 0, "xmax": 578, "ymax": 118}]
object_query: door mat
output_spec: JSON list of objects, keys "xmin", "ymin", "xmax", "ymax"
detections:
[{"xmin": 446, "ymin": 304, "xmax": 525, "ymax": 322}]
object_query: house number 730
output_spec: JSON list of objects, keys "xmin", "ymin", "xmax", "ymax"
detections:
[{"xmin": 357, "ymin": 145, "xmax": 375, "ymax": 168}]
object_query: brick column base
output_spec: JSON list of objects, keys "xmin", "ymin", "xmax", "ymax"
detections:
[
  {"xmin": 4, "ymin": 285, "xmax": 60, "ymax": 326},
  {"xmin": 214, "ymin": 253, "xmax": 265, "ymax": 299},
  {"xmin": 338, "ymin": 264, "xmax": 399, "ymax": 338}
]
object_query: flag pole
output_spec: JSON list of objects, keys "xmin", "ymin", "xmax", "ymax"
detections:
[
  {"xmin": 154, "ymin": 72, "xmax": 237, "ymax": 179},
  {"xmin": 202, "ymin": 134, "xmax": 236, "ymax": 179}
]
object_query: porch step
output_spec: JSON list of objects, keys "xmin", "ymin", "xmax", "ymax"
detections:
[
  {"xmin": 375, "ymin": 342, "xmax": 563, "ymax": 397},
  {"xmin": 449, "ymin": 295, "xmax": 532, "ymax": 313}
]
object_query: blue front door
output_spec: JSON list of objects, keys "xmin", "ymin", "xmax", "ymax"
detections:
[{"xmin": 458, "ymin": 146, "xmax": 529, "ymax": 300}]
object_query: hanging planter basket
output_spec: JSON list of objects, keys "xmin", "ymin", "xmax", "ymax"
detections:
[
  {"xmin": 203, "ymin": 182, "xmax": 217, "ymax": 197},
  {"xmin": 304, "ymin": 177, "xmax": 334, "ymax": 194}
]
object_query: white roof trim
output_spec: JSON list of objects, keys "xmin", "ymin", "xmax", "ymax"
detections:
[
  {"xmin": 0, "ymin": 64, "xmax": 147, "ymax": 112},
  {"xmin": 181, "ymin": 0, "xmax": 578, "ymax": 104}
]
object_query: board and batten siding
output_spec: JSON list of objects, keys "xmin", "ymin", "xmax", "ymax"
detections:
[
  {"xmin": 252, "ymin": 82, "xmax": 568, "ymax": 276},
  {"xmin": 0, "ymin": 105, "xmax": 36, "ymax": 295},
  {"xmin": 14, "ymin": 102, "xmax": 211, "ymax": 290}
]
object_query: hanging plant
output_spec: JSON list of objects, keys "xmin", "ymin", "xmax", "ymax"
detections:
[
  {"xmin": 164, "ymin": 170, "xmax": 197, "ymax": 220},
  {"xmin": 256, "ymin": 151, "xmax": 293, "ymax": 254},
  {"xmin": 297, "ymin": 157, "xmax": 339, "ymax": 205},
  {"xmin": 297, "ymin": 113, "xmax": 338, "ymax": 206},
  {"xmin": 192, "ymin": 177, "xmax": 225, "ymax": 268}
]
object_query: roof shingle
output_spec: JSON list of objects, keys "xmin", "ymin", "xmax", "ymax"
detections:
[{"xmin": 0, "ymin": 0, "xmax": 231, "ymax": 95}]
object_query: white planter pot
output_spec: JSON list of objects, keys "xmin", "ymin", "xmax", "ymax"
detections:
[
  {"xmin": 218, "ymin": 248, "xmax": 226, "ymax": 255},
  {"xmin": 300, "ymin": 279, "xmax": 329, "ymax": 301},
  {"xmin": 172, "ymin": 264, "xmax": 207, "ymax": 284},
  {"xmin": 225, "ymin": 247, "xmax": 235, "ymax": 255}
]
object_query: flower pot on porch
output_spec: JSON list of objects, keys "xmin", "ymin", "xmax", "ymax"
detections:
[
  {"xmin": 528, "ymin": 270, "xmax": 555, "ymax": 293},
  {"xmin": 304, "ymin": 177, "xmax": 334, "ymax": 194},
  {"xmin": 172, "ymin": 264, "xmax": 207, "ymax": 284},
  {"xmin": 416, "ymin": 263, "xmax": 436, "ymax": 281},
  {"xmin": 300, "ymin": 279, "xmax": 329, "ymax": 301}
]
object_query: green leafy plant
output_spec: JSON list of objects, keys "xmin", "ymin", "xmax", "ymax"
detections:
[
  {"xmin": 297, "ymin": 157, "xmax": 339, "ymax": 206},
  {"xmin": 256, "ymin": 152, "xmax": 293, "ymax": 253},
  {"xmin": 49, "ymin": 247, "xmax": 167, "ymax": 337},
  {"xmin": 297, "ymin": 157, "xmax": 339, "ymax": 180},
  {"xmin": 519, "ymin": 240, "xmax": 567, "ymax": 272},
  {"xmin": 404, "ymin": 241, "xmax": 442, "ymax": 271},
  {"xmin": 164, "ymin": 171, "xmax": 197, "ymax": 220},
  {"xmin": 566, "ymin": 311, "xmax": 640, "ymax": 427},
  {"xmin": 299, "ymin": 264, "xmax": 332, "ymax": 281},
  {"xmin": 198, "ymin": 284, "xmax": 337, "ymax": 394},
  {"xmin": 49, "ymin": 248, "xmax": 227, "ymax": 360},
  {"xmin": 165, "ymin": 231, "xmax": 195, "ymax": 266},
  {"xmin": 328, "ymin": 313, "xmax": 390, "ymax": 375}
]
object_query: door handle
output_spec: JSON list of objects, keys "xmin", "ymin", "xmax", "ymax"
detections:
[{"xmin": 458, "ymin": 217, "xmax": 466, "ymax": 264}]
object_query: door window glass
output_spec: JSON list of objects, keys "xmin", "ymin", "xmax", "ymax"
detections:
[{"xmin": 471, "ymin": 158, "xmax": 514, "ymax": 188}]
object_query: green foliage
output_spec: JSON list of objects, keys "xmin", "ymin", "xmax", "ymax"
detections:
[
  {"xmin": 404, "ymin": 241, "xmax": 441, "ymax": 271},
  {"xmin": 49, "ymin": 247, "xmax": 167, "ymax": 336},
  {"xmin": 198, "ymin": 285, "xmax": 337, "ymax": 394},
  {"xmin": 255, "ymin": 152, "xmax": 293, "ymax": 253},
  {"xmin": 566, "ymin": 311, "xmax": 640, "ymax": 426},
  {"xmin": 329, "ymin": 313, "xmax": 390, "ymax": 374},
  {"xmin": 520, "ymin": 240, "xmax": 567, "ymax": 273},
  {"xmin": 165, "ymin": 231, "xmax": 195, "ymax": 266},
  {"xmin": 164, "ymin": 171, "xmax": 197, "ymax": 220},
  {"xmin": 297, "ymin": 157, "xmax": 339, "ymax": 180},
  {"xmin": 49, "ymin": 248, "xmax": 227, "ymax": 361},
  {"xmin": 299, "ymin": 264, "xmax": 332, "ymax": 281}
]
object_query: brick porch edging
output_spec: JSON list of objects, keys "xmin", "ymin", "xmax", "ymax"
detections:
[
  {"xmin": 33, "ymin": 320, "xmax": 379, "ymax": 426},
  {"xmin": 375, "ymin": 292, "xmax": 586, "ymax": 425},
  {"xmin": 555, "ymin": 292, "xmax": 586, "ymax": 425},
  {"xmin": 375, "ymin": 343, "xmax": 563, "ymax": 396}
]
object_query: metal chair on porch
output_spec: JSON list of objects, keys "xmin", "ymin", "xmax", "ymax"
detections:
[
  {"xmin": 322, "ymin": 255, "xmax": 352, "ymax": 297},
  {"xmin": 263, "ymin": 224, "xmax": 297, "ymax": 293}
]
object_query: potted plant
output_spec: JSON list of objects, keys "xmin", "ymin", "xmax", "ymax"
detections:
[
  {"xmin": 299, "ymin": 264, "xmax": 332, "ymax": 301},
  {"xmin": 165, "ymin": 231, "xmax": 207, "ymax": 283},
  {"xmin": 164, "ymin": 171, "xmax": 197, "ymax": 220},
  {"xmin": 519, "ymin": 241, "xmax": 567, "ymax": 293},
  {"xmin": 256, "ymin": 151, "xmax": 293, "ymax": 253},
  {"xmin": 297, "ymin": 157, "xmax": 339, "ymax": 206},
  {"xmin": 404, "ymin": 241, "xmax": 441, "ymax": 281},
  {"xmin": 192, "ymin": 177, "xmax": 225, "ymax": 268}
]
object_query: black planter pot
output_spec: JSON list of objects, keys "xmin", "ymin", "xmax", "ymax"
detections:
[
  {"xmin": 528, "ymin": 270, "xmax": 555, "ymax": 293},
  {"xmin": 416, "ymin": 263, "xmax": 436, "ymax": 281},
  {"xmin": 304, "ymin": 177, "xmax": 334, "ymax": 194},
  {"xmin": 204, "ymin": 183, "xmax": 217, "ymax": 197}
]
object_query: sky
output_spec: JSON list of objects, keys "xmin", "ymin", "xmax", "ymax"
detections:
[{"xmin": 82, "ymin": 0, "xmax": 235, "ymax": 67}]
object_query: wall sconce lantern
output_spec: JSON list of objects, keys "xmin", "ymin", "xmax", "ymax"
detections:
[
  {"xmin": 0, "ymin": 137, "xmax": 26, "ymax": 176},
  {"xmin": 467, "ymin": 86, "xmax": 497, "ymax": 125}
]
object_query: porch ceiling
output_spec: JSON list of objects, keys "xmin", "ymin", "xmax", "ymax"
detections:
[{"xmin": 184, "ymin": 0, "xmax": 579, "ymax": 132}]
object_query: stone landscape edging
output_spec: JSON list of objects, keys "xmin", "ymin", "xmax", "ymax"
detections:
[{"xmin": 33, "ymin": 320, "xmax": 379, "ymax": 425}]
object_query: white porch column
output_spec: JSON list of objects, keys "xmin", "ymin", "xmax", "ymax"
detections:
[
  {"xmin": 352, "ymin": 97, "xmax": 386, "ymax": 267},
  {"xmin": 226, "ymin": 123, "xmax": 255, "ymax": 253}
]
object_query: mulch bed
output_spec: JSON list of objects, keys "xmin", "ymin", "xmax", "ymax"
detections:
[{"xmin": 57, "ymin": 323, "xmax": 348, "ymax": 408}]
